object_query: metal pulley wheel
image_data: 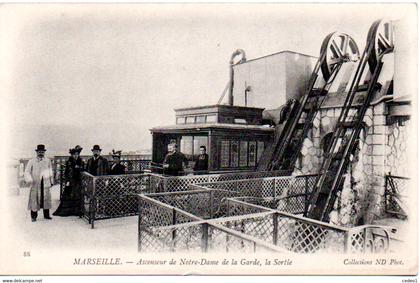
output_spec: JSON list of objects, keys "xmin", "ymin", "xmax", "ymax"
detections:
[
  {"xmin": 320, "ymin": 32, "xmax": 360, "ymax": 81},
  {"xmin": 367, "ymin": 19, "xmax": 394, "ymax": 73}
]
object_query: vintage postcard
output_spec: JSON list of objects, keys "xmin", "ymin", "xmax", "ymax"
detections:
[{"xmin": 0, "ymin": 3, "xmax": 417, "ymax": 276}]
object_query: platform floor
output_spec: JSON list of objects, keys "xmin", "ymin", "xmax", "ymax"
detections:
[{"xmin": 3, "ymin": 185, "xmax": 138, "ymax": 254}]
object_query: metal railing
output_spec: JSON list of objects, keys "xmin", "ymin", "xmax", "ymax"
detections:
[
  {"xmin": 60, "ymin": 159, "xmax": 151, "ymax": 200},
  {"xmin": 138, "ymin": 192, "xmax": 400, "ymax": 254},
  {"xmin": 190, "ymin": 174, "xmax": 317, "ymax": 215},
  {"xmin": 80, "ymin": 170, "xmax": 290, "ymax": 228},
  {"xmin": 147, "ymin": 170, "xmax": 291, "ymax": 193},
  {"xmin": 384, "ymin": 174, "xmax": 409, "ymax": 219},
  {"xmin": 81, "ymin": 172, "xmax": 151, "ymax": 228}
]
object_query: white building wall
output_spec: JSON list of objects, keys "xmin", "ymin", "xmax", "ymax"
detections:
[{"xmin": 232, "ymin": 51, "xmax": 316, "ymax": 110}]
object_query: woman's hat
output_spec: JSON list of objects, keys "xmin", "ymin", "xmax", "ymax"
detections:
[
  {"xmin": 110, "ymin": 149, "xmax": 122, "ymax": 157},
  {"xmin": 69, "ymin": 145, "xmax": 83, "ymax": 154},
  {"xmin": 35, "ymin": 144, "xmax": 46, "ymax": 152},
  {"xmin": 91, "ymin": 145, "xmax": 102, "ymax": 151}
]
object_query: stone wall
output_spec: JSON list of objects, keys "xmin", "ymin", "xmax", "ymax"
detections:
[
  {"xmin": 385, "ymin": 119, "xmax": 410, "ymax": 177},
  {"xmin": 293, "ymin": 102, "xmax": 404, "ymax": 226}
]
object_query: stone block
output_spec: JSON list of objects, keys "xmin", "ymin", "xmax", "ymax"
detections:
[
  {"xmin": 374, "ymin": 125, "xmax": 386, "ymax": 134},
  {"xmin": 372, "ymin": 146, "xmax": 385, "ymax": 156},
  {"xmin": 327, "ymin": 109, "xmax": 334, "ymax": 118},
  {"xmin": 373, "ymin": 103, "xmax": 386, "ymax": 115},
  {"xmin": 372, "ymin": 134, "xmax": 385, "ymax": 145},
  {"xmin": 373, "ymin": 115, "xmax": 386, "ymax": 126}
]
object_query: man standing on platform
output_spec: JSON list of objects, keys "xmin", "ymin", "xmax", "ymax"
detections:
[
  {"xmin": 86, "ymin": 145, "xmax": 109, "ymax": 176},
  {"xmin": 24, "ymin": 144, "xmax": 54, "ymax": 222},
  {"xmin": 162, "ymin": 143, "xmax": 189, "ymax": 176},
  {"xmin": 193, "ymin": 146, "xmax": 209, "ymax": 174}
]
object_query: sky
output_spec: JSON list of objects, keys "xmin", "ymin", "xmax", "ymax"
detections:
[{"xmin": 0, "ymin": 3, "xmax": 415, "ymax": 158}]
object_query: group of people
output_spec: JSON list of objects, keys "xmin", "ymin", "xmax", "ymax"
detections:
[
  {"xmin": 162, "ymin": 143, "xmax": 209, "ymax": 176},
  {"xmin": 24, "ymin": 142, "xmax": 209, "ymax": 222},
  {"xmin": 24, "ymin": 144, "xmax": 128, "ymax": 221}
]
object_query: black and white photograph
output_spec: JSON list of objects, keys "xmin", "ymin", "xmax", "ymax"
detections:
[{"xmin": 0, "ymin": 3, "xmax": 417, "ymax": 276}]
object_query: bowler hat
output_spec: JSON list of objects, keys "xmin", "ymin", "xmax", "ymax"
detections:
[
  {"xmin": 35, "ymin": 144, "xmax": 46, "ymax": 152},
  {"xmin": 91, "ymin": 145, "xmax": 102, "ymax": 151}
]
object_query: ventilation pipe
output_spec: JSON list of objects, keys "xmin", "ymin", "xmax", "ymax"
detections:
[{"xmin": 228, "ymin": 49, "xmax": 246, "ymax": 106}]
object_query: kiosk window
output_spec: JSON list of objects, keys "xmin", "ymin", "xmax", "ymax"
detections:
[
  {"xmin": 230, "ymin": 141, "xmax": 239, "ymax": 167},
  {"xmin": 206, "ymin": 114, "xmax": 217, "ymax": 123},
  {"xmin": 257, "ymin": 142, "xmax": 265, "ymax": 162},
  {"xmin": 239, "ymin": 141, "xmax": 248, "ymax": 167},
  {"xmin": 220, "ymin": 140, "xmax": 230, "ymax": 168},
  {"xmin": 177, "ymin": 117, "xmax": 186, "ymax": 124},
  {"xmin": 249, "ymin": 141, "xmax": 256, "ymax": 166}
]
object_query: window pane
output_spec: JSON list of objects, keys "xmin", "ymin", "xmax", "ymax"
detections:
[
  {"xmin": 257, "ymin": 141, "xmax": 265, "ymax": 162},
  {"xmin": 248, "ymin": 141, "xmax": 256, "ymax": 166},
  {"xmin": 234, "ymin": 118, "xmax": 247, "ymax": 124},
  {"xmin": 239, "ymin": 141, "xmax": 248, "ymax": 167},
  {"xmin": 176, "ymin": 117, "xmax": 186, "ymax": 124},
  {"xmin": 220, "ymin": 140, "xmax": 230, "ymax": 168},
  {"xmin": 196, "ymin": 116, "xmax": 205, "ymax": 124},
  {"xmin": 186, "ymin": 116, "xmax": 195, "ymax": 124},
  {"xmin": 206, "ymin": 114, "xmax": 217, "ymax": 123},
  {"xmin": 230, "ymin": 140, "xmax": 239, "ymax": 167},
  {"xmin": 193, "ymin": 136, "xmax": 208, "ymax": 156},
  {"xmin": 180, "ymin": 136, "xmax": 193, "ymax": 159}
]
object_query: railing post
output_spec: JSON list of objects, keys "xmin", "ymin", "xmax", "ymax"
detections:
[
  {"xmin": 363, "ymin": 227, "xmax": 367, "ymax": 253},
  {"xmin": 209, "ymin": 190, "xmax": 214, "ymax": 218},
  {"xmin": 344, "ymin": 230, "xmax": 349, "ymax": 253},
  {"xmin": 171, "ymin": 208, "xmax": 176, "ymax": 252},
  {"xmin": 201, "ymin": 223, "xmax": 209, "ymax": 252},
  {"xmin": 272, "ymin": 179, "xmax": 276, "ymax": 198},
  {"xmin": 91, "ymin": 177, "xmax": 96, "ymax": 229},
  {"xmin": 303, "ymin": 176, "xmax": 309, "ymax": 216},
  {"xmin": 273, "ymin": 213, "xmax": 278, "ymax": 246},
  {"xmin": 227, "ymin": 200, "xmax": 230, "ymax": 217},
  {"xmin": 138, "ymin": 195, "xmax": 142, "ymax": 252}
]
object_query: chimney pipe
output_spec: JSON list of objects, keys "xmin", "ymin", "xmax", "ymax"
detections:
[{"xmin": 229, "ymin": 49, "xmax": 246, "ymax": 106}]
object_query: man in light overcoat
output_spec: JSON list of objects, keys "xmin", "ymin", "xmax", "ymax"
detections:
[{"xmin": 24, "ymin": 144, "xmax": 54, "ymax": 222}]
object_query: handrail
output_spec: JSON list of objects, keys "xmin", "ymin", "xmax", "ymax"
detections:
[
  {"xmin": 139, "ymin": 194, "xmax": 202, "ymax": 222},
  {"xmin": 227, "ymin": 198, "xmax": 349, "ymax": 233}
]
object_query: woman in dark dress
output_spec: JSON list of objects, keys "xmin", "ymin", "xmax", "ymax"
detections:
[{"xmin": 53, "ymin": 145, "xmax": 85, "ymax": 216}]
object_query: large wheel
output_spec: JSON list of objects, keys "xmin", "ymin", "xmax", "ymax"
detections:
[
  {"xmin": 367, "ymin": 19, "xmax": 394, "ymax": 73},
  {"xmin": 320, "ymin": 32, "xmax": 360, "ymax": 81}
]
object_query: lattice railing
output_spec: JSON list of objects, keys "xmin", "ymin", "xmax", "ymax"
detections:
[
  {"xmin": 347, "ymin": 225, "xmax": 400, "ymax": 253},
  {"xmin": 191, "ymin": 174, "xmax": 317, "ymax": 215},
  {"xmin": 224, "ymin": 199, "xmax": 347, "ymax": 253},
  {"xmin": 138, "ymin": 192, "xmax": 400, "ymax": 254},
  {"xmin": 60, "ymin": 159, "xmax": 150, "ymax": 200},
  {"xmin": 146, "ymin": 170, "xmax": 291, "ymax": 193},
  {"xmin": 385, "ymin": 174, "xmax": 409, "ymax": 219},
  {"xmin": 81, "ymin": 172, "xmax": 151, "ymax": 228}
]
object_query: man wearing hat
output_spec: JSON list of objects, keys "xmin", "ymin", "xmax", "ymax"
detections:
[
  {"xmin": 86, "ymin": 145, "xmax": 109, "ymax": 176},
  {"xmin": 109, "ymin": 149, "xmax": 126, "ymax": 175},
  {"xmin": 24, "ymin": 144, "xmax": 54, "ymax": 222}
]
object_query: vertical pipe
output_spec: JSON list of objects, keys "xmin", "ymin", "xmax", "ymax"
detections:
[
  {"xmin": 229, "ymin": 49, "xmax": 246, "ymax": 106},
  {"xmin": 228, "ymin": 64, "xmax": 234, "ymax": 106}
]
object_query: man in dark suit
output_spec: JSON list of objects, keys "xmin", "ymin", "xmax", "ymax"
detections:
[
  {"xmin": 163, "ymin": 143, "xmax": 189, "ymax": 176},
  {"xmin": 109, "ymin": 150, "xmax": 126, "ymax": 175},
  {"xmin": 193, "ymin": 146, "xmax": 209, "ymax": 174},
  {"xmin": 86, "ymin": 145, "xmax": 109, "ymax": 176}
]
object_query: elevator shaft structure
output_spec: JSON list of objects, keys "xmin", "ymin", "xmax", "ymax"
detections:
[
  {"xmin": 259, "ymin": 32, "xmax": 360, "ymax": 172},
  {"xmin": 306, "ymin": 19, "xmax": 395, "ymax": 222}
]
